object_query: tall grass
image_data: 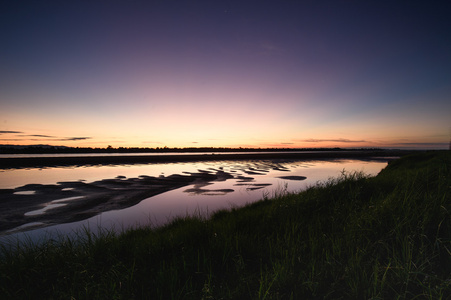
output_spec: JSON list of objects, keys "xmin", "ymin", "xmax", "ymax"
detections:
[{"xmin": 1, "ymin": 151, "xmax": 450, "ymax": 299}]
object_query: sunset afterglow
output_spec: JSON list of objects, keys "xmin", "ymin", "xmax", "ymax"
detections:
[{"xmin": 1, "ymin": 1, "xmax": 450, "ymax": 149}]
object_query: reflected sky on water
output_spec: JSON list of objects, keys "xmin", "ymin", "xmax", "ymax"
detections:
[{"xmin": 0, "ymin": 158, "xmax": 389, "ymax": 245}]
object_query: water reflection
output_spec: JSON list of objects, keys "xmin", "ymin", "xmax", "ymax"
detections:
[{"xmin": 0, "ymin": 158, "xmax": 389, "ymax": 245}]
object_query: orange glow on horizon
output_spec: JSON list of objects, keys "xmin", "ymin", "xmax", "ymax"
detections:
[{"xmin": 1, "ymin": 2, "xmax": 450, "ymax": 152}]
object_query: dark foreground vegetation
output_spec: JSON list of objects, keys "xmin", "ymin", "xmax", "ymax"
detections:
[{"xmin": 1, "ymin": 151, "xmax": 450, "ymax": 299}]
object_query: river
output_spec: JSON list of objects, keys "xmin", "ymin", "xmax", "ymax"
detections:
[{"xmin": 0, "ymin": 153, "xmax": 393, "ymax": 245}]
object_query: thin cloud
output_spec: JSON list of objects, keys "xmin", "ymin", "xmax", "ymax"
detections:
[
  {"xmin": 26, "ymin": 134, "xmax": 57, "ymax": 138},
  {"xmin": 63, "ymin": 137, "xmax": 91, "ymax": 141},
  {"xmin": 26, "ymin": 136, "xmax": 91, "ymax": 141},
  {"xmin": 0, "ymin": 131, "xmax": 23, "ymax": 134},
  {"xmin": 1, "ymin": 133, "xmax": 92, "ymax": 142},
  {"xmin": 0, "ymin": 138, "xmax": 23, "ymax": 141}
]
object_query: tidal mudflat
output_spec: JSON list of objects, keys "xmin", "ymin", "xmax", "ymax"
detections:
[
  {"xmin": 0, "ymin": 153, "xmax": 394, "ymax": 239},
  {"xmin": 0, "ymin": 170, "xmax": 234, "ymax": 233}
]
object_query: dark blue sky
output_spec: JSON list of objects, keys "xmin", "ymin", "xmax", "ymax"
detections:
[{"xmin": 1, "ymin": 1, "xmax": 450, "ymax": 148}]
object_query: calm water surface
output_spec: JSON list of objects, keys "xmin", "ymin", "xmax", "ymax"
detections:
[{"xmin": 0, "ymin": 157, "xmax": 389, "ymax": 244}]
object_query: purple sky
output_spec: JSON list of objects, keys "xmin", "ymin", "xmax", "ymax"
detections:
[{"xmin": 1, "ymin": 1, "xmax": 450, "ymax": 149}]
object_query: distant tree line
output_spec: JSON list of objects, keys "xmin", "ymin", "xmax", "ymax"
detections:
[{"xmin": 0, "ymin": 145, "xmax": 384, "ymax": 154}]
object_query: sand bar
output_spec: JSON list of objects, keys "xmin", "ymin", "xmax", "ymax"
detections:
[{"xmin": 0, "ymin": 170, "xmax": 235, "ymax": 234}]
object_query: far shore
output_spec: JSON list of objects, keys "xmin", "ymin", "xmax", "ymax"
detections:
[{"xmin": 0, "ymin": 149, "xmax": 416, "ymax": 169}]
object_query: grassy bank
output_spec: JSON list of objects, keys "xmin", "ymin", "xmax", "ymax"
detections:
[{"xmin": 1, "ymin": 152, "xmax": 450, "ymax": 299}]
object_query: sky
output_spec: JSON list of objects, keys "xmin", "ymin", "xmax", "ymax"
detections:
[{"xmin": 1, "ymin": 1, "xmax": 450, "ymax": 149}]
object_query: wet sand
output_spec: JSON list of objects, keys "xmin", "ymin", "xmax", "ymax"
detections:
[{"xmin": 0, "ymin": 170, "xmax": 237, "ymax": 234}]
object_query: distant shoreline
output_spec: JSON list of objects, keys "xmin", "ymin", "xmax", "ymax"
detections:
[
  {"xmin": 0, "ymin": 145, "xmax": 382, "ymax": 154},
  {"xmin": 0, "ymin": 149, "xmax": 417, "ymax": 169}
]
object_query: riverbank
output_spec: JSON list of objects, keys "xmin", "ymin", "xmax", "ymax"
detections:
[{"xmin": 1, "ymin": 151, "xmax": 449, "ymax": 299}]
